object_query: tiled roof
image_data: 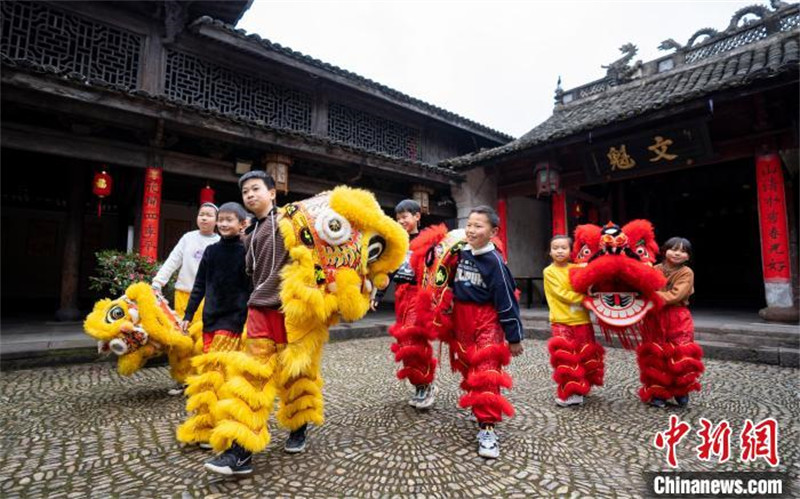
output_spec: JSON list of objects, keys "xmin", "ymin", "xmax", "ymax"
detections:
[
  {"xmin": 188, "ymin": 16, "xmax": 514, "ymax": 143},
  {"xmin": 442, "ymin": 3, "xmax": 800, "ymax": 169},
  {"xmin": 1, "ymin": 57, "xmax": 462, "ymax": 181}
]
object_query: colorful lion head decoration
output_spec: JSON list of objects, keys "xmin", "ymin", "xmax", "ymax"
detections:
[
  {"xmin": 277, "ymin": 186, "xmax": 408, "ymax": 377},
  {"xmin": 84, "ymin": 282, "xmax": 202, "ymax": 381},
  {"xmin": 85, "ymin": 186, "xmax": 408, "ymax": 381},
  {"xmin": 569, "ymin": 220, "xmax": 666, "ymax": 348}
]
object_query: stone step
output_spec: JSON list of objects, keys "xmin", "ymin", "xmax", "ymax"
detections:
[{"xmin": 521, "ymin": 321, "xmax": 799, "ymax": 368}]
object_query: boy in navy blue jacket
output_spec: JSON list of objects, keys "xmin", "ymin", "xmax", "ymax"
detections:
[{"xmin": 452, "ymin": 205, "xmax": 523, "ymax": 459}]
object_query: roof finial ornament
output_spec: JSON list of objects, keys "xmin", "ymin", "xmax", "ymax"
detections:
[
  {"xmin": 554, "ymin": 75, "xmax": 564, "ymax": 104},
  {"xmin": 602, "ymin": 43, "xmax": 642, "ymax": 85},
  {"xmin": 658, "ymin": 38, "xmax": 683, "ymax": 52}
]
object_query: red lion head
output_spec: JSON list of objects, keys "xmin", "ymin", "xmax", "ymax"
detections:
[{"xmin": 569, "ymin": 220, "xmax": 666, "ymax": 347}]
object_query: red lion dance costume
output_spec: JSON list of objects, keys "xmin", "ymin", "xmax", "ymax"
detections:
[
  {"xmin": 399, "ymin": 225, "xmax": 515, "ymax": 422},
  {"xmin": 566, "ymin": 221, "xmax": 704, "ymax": 403}
]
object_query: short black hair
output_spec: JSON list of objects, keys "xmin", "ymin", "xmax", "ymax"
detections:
[
  {"xmin": 469, "ymin": 205, "xmax": 500, "ymax": 228},
  {"xmin": 550, "ymin": 234, "xmax": 572, "ymax": 246},
  {"xmin": 238, "ymin": 170, "xmax": 275, "ymax": 190},
  {"xmin": 662, "ymin": 237, "xmax": 693, "ymax": 259},
  {"xmin": 218, "ymin": 202, "xmax": 248, "ymax": 222},
  {"xmin": 395, "ymin": 199, "xmax": 421, "ymax": 215}
]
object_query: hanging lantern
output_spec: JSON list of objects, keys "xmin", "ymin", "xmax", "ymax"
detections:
[
  {"xmin": 570, "ymin": 201, "xmax": 584, "ymax": 219},
  {"xmin": 199, "ymin": 182, "xmax": 215, "ymax": 205},
  {"xmin": 411, "ymin": 185, "xmax": 434, "ymax": 215},
  {"xmin": 263, "ymin": 153, "xmax": 292, "ymax": 194},
  {"xmin": 534, "ymin": 162, "xmax": 560, "ymax": 197},
  {"xmin": 92, "ymin": 169, "xmax": 113, "ymax": 217}
]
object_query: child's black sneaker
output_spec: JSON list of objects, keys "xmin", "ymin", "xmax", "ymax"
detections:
[
  {"xmin": 284, "ymin": 424, "xmax": 307, "ymax": 453},
  {"xmin": 204, "ymin": 443, "xmax": 253, "ymax": 475},
  {"xmin": 675, "ymin": 395, "xmax": 690, "ymax": 407},
  {"xmin": 649, "ymin": 398, "xmax": 667, "ymax": 408}
]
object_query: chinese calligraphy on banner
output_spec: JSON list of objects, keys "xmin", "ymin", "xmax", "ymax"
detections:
[
  {"xmin": 756, "ymin": 154, "xmax": 791, "ymax": 282},
  {"xmin": 139, "ymin": 167, "xmax": 162, "ymax": 261}
]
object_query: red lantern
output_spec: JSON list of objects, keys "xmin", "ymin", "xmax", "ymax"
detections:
[
  {"xmin": 569, "ymin": 201, "xmax": 583, "ymax": 219},
  {"xmin": 92, "ymin": 169, "xmax": 113, "ymax": 217},
  {"xmin": 199, "ymin": 182, "xmax": 215, "ymax": 205}
]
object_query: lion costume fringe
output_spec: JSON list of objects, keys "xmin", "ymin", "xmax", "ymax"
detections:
[{"xmin": 177, "ymin": 186, "xmax": 407, "ymax": 453}]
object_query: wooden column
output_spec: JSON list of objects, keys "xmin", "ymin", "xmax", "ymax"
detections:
[
  {"xmin": 755, "ymin": 152, "xmax": 794, "ymax": 312},
  {"xmin": 55, "ymin": 164, "xmax": 86, "ymax": 321},
  {"xmin": 551, "ymin": 191, "xmax": 567, "ymax": 236}
]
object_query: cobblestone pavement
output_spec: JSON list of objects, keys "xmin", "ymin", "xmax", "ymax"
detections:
[{"xmin": 1, "ymin": 336, "xmax": 797, "ymax": 498}]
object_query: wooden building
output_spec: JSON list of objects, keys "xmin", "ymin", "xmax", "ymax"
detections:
[
  {"xmin": 0, "ymin": 1, "xmax": 511, "ymax": 319},
  {"xmin": 444, "ymin": 2, "xmax": 799, "ymax": 320}
]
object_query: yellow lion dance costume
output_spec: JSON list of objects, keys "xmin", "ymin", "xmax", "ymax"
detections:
[
  {"xmin": 175, "ymin": 186, "xmax": 407, "ymax": 454},
  {"xmin": 83, "ymin": 282, "xmax": 203, "ymax": 383}
]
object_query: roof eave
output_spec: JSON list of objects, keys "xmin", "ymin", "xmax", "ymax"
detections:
[{"xmin": 187, "ymin": 18, "xmax": 514, "ymax": 144}]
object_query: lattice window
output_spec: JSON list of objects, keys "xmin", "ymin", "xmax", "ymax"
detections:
[
  {"xmin": 0, "ymin": 1, "xmax": 142, "ymax": 89},
  {"xmin": 578, "ymin": 82, "xmax": 609, "ymax": 99},
  {"xmin": 164, "ymin": 50, "xmax": 312, "ymax": 131},
  {"xmin": 780, "ymin": 12, "xmax": 800, "ymax": 32},
  {"xmin": 685, "ymin": 25, "xmax": 768, "ymax": 63},
  {"xmin": 328, "ymin": 102, "xmax": 419, "ymax": 160}
]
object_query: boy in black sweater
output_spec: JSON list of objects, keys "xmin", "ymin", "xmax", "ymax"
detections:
[{"xmin": 182, "ymin": 202, "xmax": 251, "ymax": 353}]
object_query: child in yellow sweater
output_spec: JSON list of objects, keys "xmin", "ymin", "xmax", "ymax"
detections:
[{"xmin": 543, "ymin": 235, "xmax": 604, "ymax": 407}]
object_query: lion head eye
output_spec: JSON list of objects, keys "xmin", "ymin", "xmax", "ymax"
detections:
[
  {"xmin": 315, "ymin": 209, "xmax": 352, "ymax": 246},
  {"xmin": 367, "ymin": 235, "xmax": 386, "ymax": 263},
  {"xmin": 106, "ymin": 306, "xmax": 125, "ymax": 323}
]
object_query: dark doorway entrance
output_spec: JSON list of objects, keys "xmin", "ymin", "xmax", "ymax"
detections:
[{"xmin": 584, "ymin": 158, "xmax": 764, "ymax": 310}]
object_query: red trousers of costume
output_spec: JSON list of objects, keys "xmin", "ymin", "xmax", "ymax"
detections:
[
  {"xmin": 451, "ymin": 301, "xmax": 514, "ymax": 424},
  {"xmin": 389, "ymin": 284, "xmax": 438, "ymax": 386},
  {"xmin": 548, "ymin": 323, "xmax": 604, "ymax": 400},
  {"xmin": 637, "ymin": 306, "xmax": 704, "ymax": 402}
]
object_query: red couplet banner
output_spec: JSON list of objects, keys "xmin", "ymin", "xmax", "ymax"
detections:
[
  {"xmin": 140, "ymin": 167, "xmax": 163, "ymax": 261},
  {"xmin": 755, "ymin": 154, "xmax": 791, "ymax": 281},
  {"xmin": 552, "ymin": 191, "xmax": 567, "ymax": 237},
  {"xmin": 496, "ymin": 197, "xmax": 508, "ymax": 258}
]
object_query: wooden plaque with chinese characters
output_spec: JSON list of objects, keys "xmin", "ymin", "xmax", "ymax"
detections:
[{"xmin": 585, "ymin": 120, "xmax": 713, "ymax": 182}]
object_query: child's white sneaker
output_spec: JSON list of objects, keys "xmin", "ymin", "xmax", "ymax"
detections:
[
  {"xmin": 415, "ymin": 384, "xmax": 438, "ymax": 410},
  {"xmin": 477, "ymin": 425, "xmax": 500, "ymax": 459},
  {"xmin": 555, "ymin": 394, "xmax": 584, "ymax": 407}
]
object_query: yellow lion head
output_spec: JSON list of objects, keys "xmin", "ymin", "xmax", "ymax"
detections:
[
  {"xmin": 83, "ymin": 282, "xmax": 199, "ymax": 379},
  {"xmin": 279, "ymin": 186, "xmax": 408, "ymax": 328}
]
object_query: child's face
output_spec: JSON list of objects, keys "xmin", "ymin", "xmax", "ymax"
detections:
[
  {"xmin": 217, "ymin": 212, "xmax": 244, "ymax": 237},
  {"xmin": 665, "ymin": 246, "xmax": 689, "ymax": 266},
  {"xmin": 550, "ymin": 238, "xmax": 571, "ymax": 265},
  {"xmin": 196, "ymin": 207, "xmax": 217, "ymax": 234},
  {"xmin": 396, "ymin": 211, "xmax": 421, "ymax": 234},
  {"xmin": 465, "ymin": 212, "xmax": 498, "ymax": 250},
  {"xmin": 241, "ymin": 178, "xmax": 275, "ymax": 217}
]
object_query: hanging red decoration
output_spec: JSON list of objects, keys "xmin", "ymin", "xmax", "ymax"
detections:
[
  {"xmin": 92, "ymin": 169, "xmax": 113, "ymax": 217},
  {"xmin": 199, "ymin": 182, "xmax": 215, "ymax": 205},
  {"xmin": 570, "ymin": 201, "xmax": 584, "ymax": 219},
  {"xmin": 587, "ymin": 206, "xmax": 600, "ymax": 224}
]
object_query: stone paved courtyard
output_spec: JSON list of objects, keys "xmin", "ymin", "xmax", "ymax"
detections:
[{"xmin": 1, "ymin": 336, "xmax": 797, "ymax": 498}]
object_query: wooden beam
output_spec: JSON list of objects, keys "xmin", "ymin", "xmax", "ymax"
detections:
[
  {"xmin": 1, "ymin": 70, "xmax": 458, "ymax": 186},
  {"xmin": 0, "ymin": 122, "xmax": 455, "ymax": 217}
]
